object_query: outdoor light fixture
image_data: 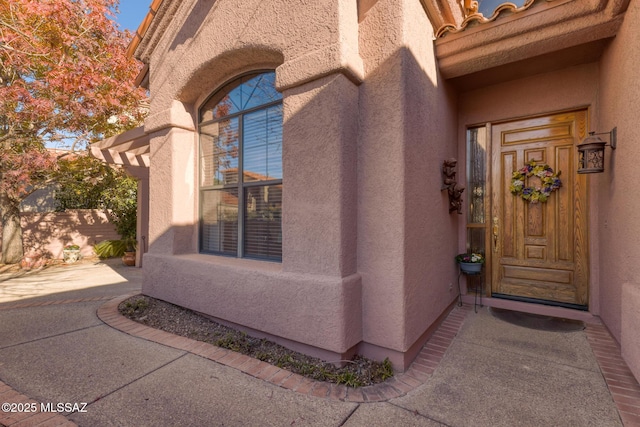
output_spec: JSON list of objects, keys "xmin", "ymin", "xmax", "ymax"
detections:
[{"xmin": 577, "ymin": 127, "xmax": 617, "ymax": 174}]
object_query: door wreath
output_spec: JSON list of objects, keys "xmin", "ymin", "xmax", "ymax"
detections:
[{"xmin": 510, "ymin": 160, "xmax": 562, "ymax": 203}]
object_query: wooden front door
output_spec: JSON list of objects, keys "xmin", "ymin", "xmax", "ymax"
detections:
[{"xmin": 490, "ymin": 110, "xmax": 589, "ymax": 307}]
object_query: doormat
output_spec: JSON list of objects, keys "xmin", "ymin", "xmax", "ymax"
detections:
[{"xmin": 490, "ymin": 307, "xmax": 585, "ymax": 332}]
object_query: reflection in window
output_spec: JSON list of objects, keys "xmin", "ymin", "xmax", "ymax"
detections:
[
  {"xmin": 199, "ymin": 71, "xmax": 283, "ymax": 261},
  {"xmin": 243, "ymin": 106, "xmax": 283, "ymax": 182},
  {"xmin": 201, "ymin": 189, "xmax": 238, "ymax": 255},
  {"xmin": 200, "ymin": 118, "xmax": 239, "ymax": 185},
  {"xmin": 244, "ymin": 184, "xmax": 282, "ymax": 259}
]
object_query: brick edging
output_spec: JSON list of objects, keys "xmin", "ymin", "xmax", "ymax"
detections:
[
  {"xmin": 585, "ymin": 324, "xmax": 640, "ymax": 426},
  {"xmin": 0, "ymin": 382, "xmax": 77, "ymax": 427},
  {"xmin": 97, "ymin": 294, "xmax": 471, "ymax": 403}
]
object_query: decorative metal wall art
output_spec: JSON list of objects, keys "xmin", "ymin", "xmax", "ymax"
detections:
[{"xmin": 442, "ymin": 158, "xmax": 465, "ymax": 214}]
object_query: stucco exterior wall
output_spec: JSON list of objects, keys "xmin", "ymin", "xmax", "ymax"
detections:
[
  {"xmin": 401, "ymin": 3, "xmax": 459, "ymax": 360},
  {"xmin": 597, "ymin": 0, "xmax": 640, "ymax": 379},
  {"xmin": 281, "ymin": 73, "xmax": 359, "ymax": 277},
  {"xmin": 139, "ymin": 0, "xmax": 458, "ymax": 368},
  {"xmin": 357, "ymin": 0, "xmax": 458, "ymax": 366},
  {"xmin": 20, "ymin": 184, "xmax": 59, "ymax": 213},
  {"xmin": 141, "ymin": 0, "xmax": 366, "ymax": 362},
  {"xmin": 140, "ymin": 0, "xmax": 361, "ymax": 111},
  {"xmin": 458, "ymin": 64, "xmax": 599, "ymax": 126},
  {"xmin": 146, "ymin": 124, "xmax": 197, "ymax": 256}
]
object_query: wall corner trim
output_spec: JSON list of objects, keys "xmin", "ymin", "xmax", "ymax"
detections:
[
  {"xmin": 275, "ymin": 43, "xmax": 364, "ymax": 92},
  {"xmin": 144, "ymin": 100, "xmax": 196, "ymax": 134},
  {"xmin": 621, "ymin": 282, "xmax": 640, "ymax": 382}
]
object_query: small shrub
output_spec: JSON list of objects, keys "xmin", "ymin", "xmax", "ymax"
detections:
[
  {"xmin": 375, "ymin": 358, "xmax": 395, "ymax": 382},
  {"xmin": 120, "ymin": 298, "xmax": 148, "ymax": 316},
  {"xmin": 94, "ymin": 239, "xmax": 127, "ymax": 258},
  {"xmin": 333, "ymin": 371, "xmax": 362, "ymax": 388}
]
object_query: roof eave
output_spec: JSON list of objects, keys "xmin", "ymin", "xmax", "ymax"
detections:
[{"xmin": 126, "ymin": 0, "xmax": 164, "ymax": 60}]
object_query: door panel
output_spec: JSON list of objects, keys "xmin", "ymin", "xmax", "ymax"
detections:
[{"xmin": 490, "ymin": 111, "xmax": 589, "ymax": 307}]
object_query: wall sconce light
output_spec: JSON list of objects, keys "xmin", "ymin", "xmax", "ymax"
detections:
[{"xmin": 577, "ymin": 127, "xmax": 617, "ymax": 174}]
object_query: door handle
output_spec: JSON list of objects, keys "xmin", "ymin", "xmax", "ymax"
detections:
[{"xmin": 492, "ymin": 217, "xmax": 499, "ymax": 253}]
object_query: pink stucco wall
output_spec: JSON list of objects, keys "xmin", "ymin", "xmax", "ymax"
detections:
[
  {"xmin": 9, "ymin": 210, "xmax": 120, "ymax": 259},
  {"xmin": 597, "ymin": 0, "xmax": 640, "ymax": 380},
  {"xmin": 141, "ymin": 0, "xmax": 367, "ymax": 363},
  {"xmin": 357, "ymin": 0, "xmax": 458, "ymax": 366},
  {"xmin": 139, "ymin": 0, "xmax": 458, "ymax": 369}
]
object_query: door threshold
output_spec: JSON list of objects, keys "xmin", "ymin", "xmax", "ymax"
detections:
[
  {"xmin": 458, "ymin": 294, "xmax": 600, "ymax": 324},
  {"xmin": 492, "ymin": 293, "xmax": 588, "ymax": 311}
]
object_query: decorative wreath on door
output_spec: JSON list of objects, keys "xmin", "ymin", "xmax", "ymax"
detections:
[{"xmin": 510, "ymin": 160, "xmax": 562, "ymax": 203}]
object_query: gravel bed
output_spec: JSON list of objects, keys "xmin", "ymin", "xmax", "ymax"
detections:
[{"xmin": 119, "ymin": 295, "xmax": 394, "ymax": 387}]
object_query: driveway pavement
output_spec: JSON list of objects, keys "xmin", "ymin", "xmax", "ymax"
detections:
[{"xmin": 0, "ymin": 258, "xmax": 637, "ymax": 426}]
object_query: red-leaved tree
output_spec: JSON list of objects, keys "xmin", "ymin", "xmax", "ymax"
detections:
[{"xmin": 0, "ymin": 0, "xmax": 147, "ymax": 263}]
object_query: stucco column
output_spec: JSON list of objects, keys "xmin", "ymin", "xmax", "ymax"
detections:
[
  {"xmin": 357, "ymin": 0, "xmax": 458, "ymax": 367},
  {"xmin": 120, "ymin": 165, "xmax": 149, "ymax": 267},
  {"xmin": 275, "ymin": 0, "xmax": 362, "ymax": 278},
  {"xmin": 279, "ymin": 73, "xmax": 359, "ymax": 277},
  {"xmin": 145, "ymin": 100, "xmax": 198, "ymax": 255},
  {"xmin": 136, "ymin": 174, "xmax": 149, "ymax": 266}
]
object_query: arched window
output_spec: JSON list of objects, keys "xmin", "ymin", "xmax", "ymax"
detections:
[{"xmin": 199, "ymin": 71, "xmax": 283, "ymax": 261}]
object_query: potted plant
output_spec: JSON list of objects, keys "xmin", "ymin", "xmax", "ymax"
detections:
[
  {"xmin": 121, "ymin": 237, "xmax": 137, "ymax": 266},
  {"xmin": 63, "ymin": 244, "xmax": 81, "ymax": 264},
  {"xmin": 455, "ymin": 252, "xmax": 484, "ymax": 274}
]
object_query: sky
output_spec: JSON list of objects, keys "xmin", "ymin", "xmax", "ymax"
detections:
[{"xmin": 114, "ymin": 1, "xmax": 152, "ymax": 33}]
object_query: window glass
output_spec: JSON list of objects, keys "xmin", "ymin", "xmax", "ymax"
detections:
[
  {"xmin": 243, "ymin": 105, "xmax": 283, "ymax": 181},
  {"xmin": 200, "ymin": 118, "xmax": 239, "ymax": 186},
  {"xmin": 467, "ymin": 127, "xmax": 487, "ymax": 225},
  {"xmin": 241, "ymin": 73, "xmax": 281, "ymax": 110},
  {"xmin": 201, "ymin": 189, "xmax": 238, "ymax": 255},
  {"xmin": 244, "ymin": 184, "xmax": 282, "ymax": 259},
  {"xmin": 199, "ymin": 71, "xmax": 282, "ymax": 261}
]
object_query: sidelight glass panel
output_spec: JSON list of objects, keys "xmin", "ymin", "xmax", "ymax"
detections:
[
  {"xmin": 467, "ymin": 227, "xmax": 486, "ymax": 255},
  {"xmin": 467, "ymin": 127, "xmax": 487, "ymax": 225},
  {"xmin": 466, "ymin": 126, "xmax": 487, "ymax": 265}
]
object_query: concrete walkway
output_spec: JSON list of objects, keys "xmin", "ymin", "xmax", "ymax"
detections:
[{"xmin": 0, "ymin": 259, "xmax": 638, "ymax": 426}]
